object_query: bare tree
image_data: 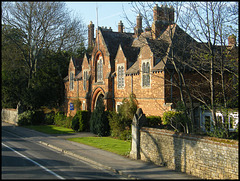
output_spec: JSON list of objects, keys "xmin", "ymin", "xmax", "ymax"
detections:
[
  {"xmin": 2, "ymin": 2, "xmax": 86, "ymax": 88},
  {"xmin": 122, "ymin": 2, "xmax": 238, "ymax": 132},
  {"xmin": 179, "ymin": 2, "xmax": 238, "ymax": 124}
]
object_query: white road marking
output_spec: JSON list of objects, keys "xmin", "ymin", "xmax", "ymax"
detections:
[{"xmin": 2, "ymin": 143, "xmax": 65, "ymax": 180}]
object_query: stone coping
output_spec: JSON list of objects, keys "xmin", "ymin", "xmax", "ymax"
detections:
[{"xmin": 140, "ymin": 127, "xmax": 238, "ymax": 148}]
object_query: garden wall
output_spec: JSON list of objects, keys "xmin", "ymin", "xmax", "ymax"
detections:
[{"xmin": 139, "ymin": 127, "xmax": 238, "ymax": 179}]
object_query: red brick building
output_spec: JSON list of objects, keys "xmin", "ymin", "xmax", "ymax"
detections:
[{"xmin": 63, "ymin": 4, "xmax": 238, "ymax": 121}]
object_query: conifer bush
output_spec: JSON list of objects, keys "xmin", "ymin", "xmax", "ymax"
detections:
[
  {"xmin": 90, "ymin": 98, "xmax": 110, "ymax": 136},
  {"xmin": 71, "ymin": 110, "xmax": 90, "ymax": 132}
]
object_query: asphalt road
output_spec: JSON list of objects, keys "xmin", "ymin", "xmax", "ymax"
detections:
[{"xmin": 2, "ymin": 126, "xmax": 122, "ymax": 180}]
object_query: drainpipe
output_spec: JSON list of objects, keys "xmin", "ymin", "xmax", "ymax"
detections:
[
  {"xmin": 170, "ymin": 72, "xmax": 173, "ymax": 102},
  {"xmin": 131, "ymin": 73, "xmax": 133, "ymax": 94},
  {"xmin": 111, "ymin": 73, "xmax": 116, "ymax": 110}
]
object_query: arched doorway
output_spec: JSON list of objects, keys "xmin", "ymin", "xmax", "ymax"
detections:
[
  {"xmin": 95, "ymin": 93, "xmax": 104, "ymax": 109},
  {"xmin": 91, "ymin": 87, "xmax": 105, "ymax": 111}
]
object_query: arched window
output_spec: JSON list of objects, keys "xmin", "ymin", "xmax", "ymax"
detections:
[
  {"xmin": 70, "ymin": 72, "xmax": 74, "ymax": 90},
  {"xmin": 83, "ymin": 71, "xmax": 88, "ymax": 90},
  {"xmin": 97, "ymin": 57, "xmax": 103, "ymax": 82},
  {"xmin": 118, "ymin": 65, "xmax": 124, "ymax": 88},
  {"xmin": 142, "ymin": 62, "xmax": 150, "ymax": 87}
]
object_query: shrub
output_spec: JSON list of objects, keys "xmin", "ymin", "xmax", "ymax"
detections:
[
  {"xmin": 71, "ymin": 114, "xmax": 79, "ymax": 131},
  {"xmin": 32, "ymin": 110, "xmax": 45, "ymax": 125},
  {"xmin": 18, "ymin": 110, "xmax": 35, "ymax": 126},
  {"xmin": 162, "ymin": 110, "xmax": 190, "ymax": 133},
  {"xmin": 54, "ymin": 112, "xmax": 72, "ymax": 128},
  {"xmin": 108, "ymin": 111, "xmax": 124, "ymax": 138},
  {"xmin": 44, "ymin": 111, "xmax": 55, "ymax": 125},
  {"xmin": 90, "ymin": 98, "xmax": 110, "ymax": 136},
  {"xmin": 18, "ymin": 110, "xmax": 44, "ymax": 126},
  {"xmin": 146, "ymin": 116, "xmax": 162, "ymax": 128},
  {"xmin": 108, "ymin": 94, "xmax": 138, "ymax": 140},
  {"xmin": 78, "ymin": 111, "xmax": 90, "ymax": 131},
  {"xmin": 71, "ymin": 110, "xmax": 90, "ymax": 132}
]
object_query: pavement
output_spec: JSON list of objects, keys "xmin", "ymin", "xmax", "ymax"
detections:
[{"xmin": 2, "ymin": 121, "xmax": 200, "ymax": 180}]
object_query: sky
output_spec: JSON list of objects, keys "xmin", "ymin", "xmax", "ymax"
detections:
[{"xmin": 65, "ymin": 1, "xmax": 139, "ymax": 33}]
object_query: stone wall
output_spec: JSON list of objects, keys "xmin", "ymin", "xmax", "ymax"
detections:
[
  {"xmin": 139, "ymin": 127, "xmax": 238, "ymax": 179},
  {"xmin": 2, "ymin": 108, "xmax": 18, "ymax": 125}
]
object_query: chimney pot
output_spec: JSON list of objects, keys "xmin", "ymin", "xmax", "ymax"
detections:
[
  {"xmin": 88, "ymin": 21, "xmax": 94, "ymax": 48},
  {"xmin": 118, "ymin": 20, "xmax": 123, "ymax": 33}
]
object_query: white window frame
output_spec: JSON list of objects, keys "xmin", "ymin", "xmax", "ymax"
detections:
[
  {"xmin": 229, "ymin": 112, "xmax": 238, "ymax": 131},
  {"xmin": 117, "ymin": 63, "xmax": 125, "ymax": 89},
  {"xmin": 82, "ymin": 100, "xmax": 86, "ymax": 111},
  {"xmin": 116, "ymin": 102, "xmax": 123, "ymax": 112}
]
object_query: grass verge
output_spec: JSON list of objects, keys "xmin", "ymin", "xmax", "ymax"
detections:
[
  {"xmin": 67, "ymin": 137, "xmax": 131, "ymax": 156},
  {"xmin": 23, "ymin": 125, "xmax": 131, "ymax": 156},
  {"xmin": 23, "ymin": 125, "xmax": 75, "ymax": 134}
]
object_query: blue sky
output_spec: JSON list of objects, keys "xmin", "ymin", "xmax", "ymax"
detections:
[{"xmin": 66, "ymin": 1, "xmax": 137, "ymax": 33}]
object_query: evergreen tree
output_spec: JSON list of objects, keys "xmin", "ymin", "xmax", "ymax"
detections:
[{"xmin": 90, "ymin": 97, "xmax": 110, "ymax": 136}]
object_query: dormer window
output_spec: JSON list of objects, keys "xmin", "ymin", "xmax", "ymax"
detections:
[
  {"xmin": 70, "ymin": 72, "xmax": 74, "ymax": 91},
  {"xmin": 97, "ymin": 57, "xmax": 103, "ymax": 82}
]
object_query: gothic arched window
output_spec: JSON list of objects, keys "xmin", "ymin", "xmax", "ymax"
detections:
[
  {"xmin": 142, "ymin": 62, "xmax": 150, "ymax": 87},
  {"xmin": 97, "ymin": 57, "xmax": 103, "ymax": 82},
  {"xmin": 117, "ymin": 65, "xmax": 124, "ymax": 88}
]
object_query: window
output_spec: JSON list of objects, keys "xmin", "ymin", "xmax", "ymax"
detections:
[
  {"xmin": 117, "ymin": 65, "xmax": 124, "ymax": 88},
  {"xmin": 70, "ymin": 72, "xmax": 74, "ymax": 90},
  {"xmin": 82, "ymin": 101, "xmax": 86, "ymax": 111},
  {"xmin": 116, "ymin": 102, "xmax": 122, "ymax": 112},
  {"xmin": 97, "ymin": 57, "xmax": 103, "ymax": 81},
  {"xmin": 83, "ymin": 71, "xmax": 88, "ymax": 90},
  {"xmin": 142, "ymin": 62, "xmax": 150, "ymax": 87}
]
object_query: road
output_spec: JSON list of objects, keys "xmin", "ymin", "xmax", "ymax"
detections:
[{"xmin": 2, "ymin": 124, "xmax": 123, "ymax": 180}]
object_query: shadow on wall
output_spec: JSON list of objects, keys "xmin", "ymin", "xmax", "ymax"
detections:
[{"xmin": 139, "ymin": 127, "xmax": 198, "ymax": 173}]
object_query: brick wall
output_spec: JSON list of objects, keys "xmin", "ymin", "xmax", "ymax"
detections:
[{"xmin": 140, "ymin": 127, "xmax": 238, "ymax": 179}]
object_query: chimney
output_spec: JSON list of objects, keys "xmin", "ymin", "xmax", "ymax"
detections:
[
  {"xmin": 118, "ymin": 20, "xmax": 123, "ymax": 33},
  {"xmin": 88, "ymin": 21, "xmax": 94, "ymax": 48},
  {"xmin": 228, "ymin": 34, "xmax": 236, "ymax": 47},
  {"xmin": 169, "ymin": 6, "xmax": 174, "ymax": 23},
  {"xmin": 134, "ymin": 14, "xmax": 143, "ymax": 37},
  {"xmin": 153, "ymin": 4, "xmax": 160, "ymax": 22},
  {"xmin": 152, "ymin": 4, "xmax": 174, "ymax": 39}
]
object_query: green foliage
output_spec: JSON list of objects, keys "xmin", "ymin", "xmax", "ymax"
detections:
[
  {"xmin": 162, "ymin": 110, "xmax": 190, "ymax": 133},
  {"xmin": 108, "ymin": 94, "xmax": 138, "ymax": 140},
  {"xmin": 44, "ymin": 111, "xmax": 55, "ymax": 125},
  {"xmin": 90, "ymin": 98, "xmax": 110, "ymax": 136},
  {"xmin": 18, "ymin": 110, "xmax": 44, "ymax": 126},
  {"xmin": 119, "ymin": 94, "xmax": 138, "ymax": 121},
  {"xmin": 207, "ymin": 126, "xmax": 228, "ymax": 139},
  {"xmin": 71, "ymin": 110, "xmax": 90, "ymax": 132},
  {"xmin": 2, "ymin": 25, "xmax": 28, "ymax": 108},
  {"xmin": 54, "ymin": 112, "xmax": 72, "ymax": 128},
  {"xmin": 18, "ymin": 110, "xmax": 35, "ymax": 126},
  {"xmin": 146, "ymin": 116, "xmax": 162, "ymax": 128}
]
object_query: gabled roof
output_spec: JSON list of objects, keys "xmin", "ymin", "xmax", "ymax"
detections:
[
  {"xmin": 100, "ymin": 28, "xmax": 135, "ymax": 59},
  {"xmin": 71, "ymin": 57, "xmax": 83, "ymax": 72},
  {"xmin": 126, "ymin": 60, "xmax": 139, "ymax": 75},
  {"xmin": 121, "ymin": 46, "xmax": 140, "ymax": 68}
]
